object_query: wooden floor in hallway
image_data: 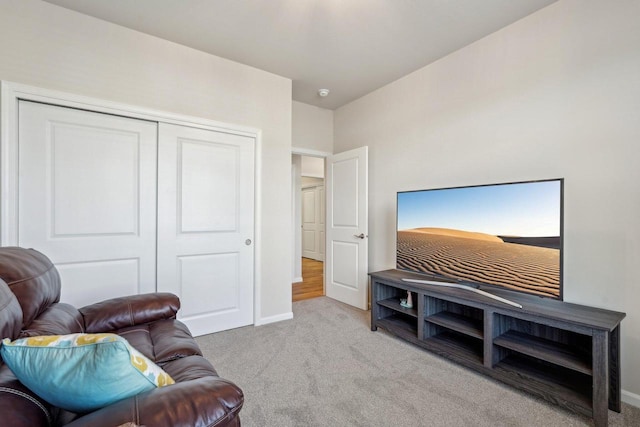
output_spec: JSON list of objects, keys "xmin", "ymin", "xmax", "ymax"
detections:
[{"xmin": 293, "ymin": 258, "xmax": 324, "ymax": 302}]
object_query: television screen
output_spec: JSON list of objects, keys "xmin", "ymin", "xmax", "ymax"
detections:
[{"xmin": 396, "ymin": 179, "xmax": 563, "ymax": 299}]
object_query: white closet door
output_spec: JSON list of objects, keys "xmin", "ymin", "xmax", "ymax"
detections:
[
  {"xmin": 157, "ymin": 123, "xmax": 254, "ymax": 336},
  {"xmin": 18, "ymin": 101, "xmax": 158, "ymax": 307}
]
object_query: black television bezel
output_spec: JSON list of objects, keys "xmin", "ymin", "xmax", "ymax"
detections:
[{"xmin": 396, "ymin": 178, "xmax": 564, "ymax": 301}]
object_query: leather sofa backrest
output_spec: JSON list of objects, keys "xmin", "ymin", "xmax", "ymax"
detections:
[
  {"xmin": 20, "ymin": 303, "xmax": 84, "ymax": 338},
  {"xmin": 0, "ymin": 278, "xmax": 22, "ymax": 342},
  {"xmin": 0, "ymin": 248, "xmax": 61, "ymax": 329}
]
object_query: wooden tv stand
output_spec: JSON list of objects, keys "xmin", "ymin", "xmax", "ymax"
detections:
[{"xmin": 370, "ymin": 270, "xmax": 626, "ymax": 427}]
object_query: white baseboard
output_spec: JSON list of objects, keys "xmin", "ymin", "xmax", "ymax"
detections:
[
  {"xmin": 622, "ymin": 389, "xmax": 640, "ymax": 408},
  {"xmin": 255, "ymin": 311, "xmax": 293, "ymax": 326},
  {"xmin": 292, "ymin": 276, "xmax": 303, "ymax": 283}
]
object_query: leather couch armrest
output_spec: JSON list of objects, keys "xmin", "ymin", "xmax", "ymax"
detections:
[
  {"xmin": 0, "ymin": 365, "xmax": 53, "ymax": 427},
  {"xmin": 64, "ymin": 377, "xmax": 243, "ymax": 427},
  {"xmin": 79, "ymin": 293, "xmax": 180, "ymax": 333}
]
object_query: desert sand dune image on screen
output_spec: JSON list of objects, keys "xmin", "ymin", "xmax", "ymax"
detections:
[{"xmin": 397, "ymin": 228, "xmax": 560, "ymax": 297}]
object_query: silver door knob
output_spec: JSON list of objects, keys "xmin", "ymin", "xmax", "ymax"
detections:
[
  {"xmin": 245, "ymin": 239, "xmax": 252, "ymax": 245},
  {"xmin": 354, "ymin": 233, "xmax": 365, "ymax": 239}
]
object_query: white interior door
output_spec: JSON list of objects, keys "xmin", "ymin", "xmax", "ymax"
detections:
[
  {"xmin": 157, "ymin": 123, "xmax": 255, "ymax": 336},
  {"xmin": 326, "ymin": 146, "xmax": 368, "ymax": 310},
  {"xmin": 301, "ymin": 185, "xmax": 325, "ymax": 261},
  {"xmin": 18, "ymin": 101, "xmax": 158, "ymax": 307}
]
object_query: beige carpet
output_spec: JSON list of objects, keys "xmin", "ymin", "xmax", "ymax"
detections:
[{"xmin": 196, "ymin": 297, "xmax": 640, "ymax": 427}]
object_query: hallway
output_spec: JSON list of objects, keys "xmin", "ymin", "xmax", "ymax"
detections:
[{"xmin": 292, "ymin": 258, "xmax": 323, "ymax": 302}]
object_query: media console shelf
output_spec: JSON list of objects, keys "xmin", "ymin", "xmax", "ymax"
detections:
[{"xmin": 370, "ymin": 269, "xmax": 626, "ymax": 427}]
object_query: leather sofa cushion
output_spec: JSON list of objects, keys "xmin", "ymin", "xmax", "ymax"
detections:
[
  {"xmin": 19, "ymin": 303, "xmax": 84, "ymax": 338},
  {"xmin": 115, "ymin": 319, "xmax": 203, "ymax": 365},
  {"xmin": 0, "ymin": 248, "xmax": 61, "ymax": 328},
  {"xmin": 0, "ymin": 279, "xmax": 22, "ymax": 342},
  {"xmin": 162, "ymin": 354, "xmax": 218, "ymax": 382}
]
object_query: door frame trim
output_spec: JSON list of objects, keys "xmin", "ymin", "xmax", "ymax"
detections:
[{"xmin": 0, "ymin": 80, "xmax": 263, "ymax": 324}]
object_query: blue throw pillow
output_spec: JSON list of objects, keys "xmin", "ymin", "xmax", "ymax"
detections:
[{"xmin": 1, "ymin": 333, "xmax": 174, "ymax": 413}]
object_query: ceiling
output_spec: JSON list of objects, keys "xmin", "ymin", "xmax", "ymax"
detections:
[{"xmin": 43, "ymin": 0, "xmax": 558, "ymax": 110}]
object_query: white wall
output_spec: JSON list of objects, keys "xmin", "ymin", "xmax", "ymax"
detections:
[
  {"xmin": 0, "ymin": 0, "xmax": 293, "ymax": 323},
  {"xmin": 301, "ymin": 157, "xmax": 325, "ymax": 179},
  {"xmin": 301, "ymin": 177, "xmax": 324, "ymax": 188},
  {"xmin": 334, "ymin": 0, "xmax": 640, "ymax": 404},
  {"xmin": 292, "ymin": 101, "xmax": 333, "ymax": 153}
]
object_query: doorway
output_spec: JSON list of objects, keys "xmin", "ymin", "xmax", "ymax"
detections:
[
  {"xmin": 291, "ymin": 147, "xmax": 369, "ymax": 308},
  {"xmin": 292, "ymin": 154, "xmax": 326, "ymax": 302}
]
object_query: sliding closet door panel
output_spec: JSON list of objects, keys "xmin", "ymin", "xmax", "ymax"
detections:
[
  {"xmin": 157, "ymin": 123, "xmax": 254, "ymax": 336},
  {"xmin": 18, "ymin": 101, "xmax": 158, "ymax": 307}
]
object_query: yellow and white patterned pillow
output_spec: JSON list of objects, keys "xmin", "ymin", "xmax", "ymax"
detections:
[{"xmin": 1, "ymin": 333, "xmax": 174, "ymax": 412}]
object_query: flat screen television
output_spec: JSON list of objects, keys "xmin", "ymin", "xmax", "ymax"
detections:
[{"xmin": 396, "ymin": 179, "xmax": 563, "ymax": 300}]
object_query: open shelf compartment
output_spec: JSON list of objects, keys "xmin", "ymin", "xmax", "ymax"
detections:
[
  {"xmin": 423, "ymin": 328, "xmax": 484, "ymax": 366},
  {"xmin": 424, "ymin": 296, "xmax": 483, "ymax": 339},
  {"xmin": 493, "ymin": 352, "xmax": 593, "ymax": 416},
  {"xmin": 377, "ymin": 313, "xmax": 418, "ymax": 341},
  {"xmin": 492, "ymin": 313, "xmax": 592, "ymax": 376},
  {"xmin": 378, "ymin": 297, "xmax": 418, "ymax": 318}
]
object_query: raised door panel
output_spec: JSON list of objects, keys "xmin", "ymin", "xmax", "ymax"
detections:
[
  {"xmin": 180, "ymin": 139, "xmax": 238, "ymax": 233},
  {"xmin": 331, "ymin": 158, "xmax": 359, "ymax": 227},
  {"xmin": 302, "ymin": 187, "xmax": 319, "ymax": 259},
  {"xmin": 50, "ymin": 123, "xmax": 139, "ymax": 236},
  {"xmin": 157, "ymin": 123, "xmax": 254, "ymax": 336},
  {"xmin": 302, "ymin": 230, "xmax": 316, "ymax": 252},
  {"xmin": 18, "ymin": 101, "xmax": 158, "ymax": 308},
  {"xmin": 177, "ymin": 253, "xmax": 239, "ymax": 318},
  {"xmin": 302, "ymin": 189, "xmax": 316, "ymax": 225}
]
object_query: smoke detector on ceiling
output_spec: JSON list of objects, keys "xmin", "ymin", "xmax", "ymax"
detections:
[{"xmin": 318, "ymin": 88, "xmax": 330, "ymax": 97}]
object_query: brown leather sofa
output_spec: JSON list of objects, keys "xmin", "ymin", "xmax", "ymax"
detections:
[{"xmin": 0, "ymin": 247, "xmax": 244, "ymax": 427}]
